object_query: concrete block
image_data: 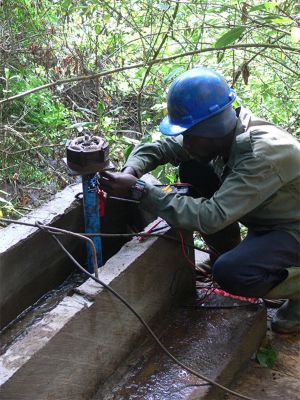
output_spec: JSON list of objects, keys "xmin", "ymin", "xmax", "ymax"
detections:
[
  {"xmin": 0, "ymin": 226, "xmax": 195, "ymax": 400},
  {"xmin": 0, "ymin": 184, "xmax": 84, "ymax": 329},
  {"xmin": 0, "ymin": 174, "xmax": 158, "ymax": 329}
]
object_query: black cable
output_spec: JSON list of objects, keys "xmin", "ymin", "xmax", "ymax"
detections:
[
  {"xmin": 47, "ymin": 230, "xmax": 257, "ymax": 400},
  {"xmin": 186, "ymin": 304, "xmax": 262, "ymax": 309},
  {"xmin": 0, "ymin": 217, "xmax": 213, "ymax": 254},
  {"xmin": 1, "ymin": 217, "xmax": 257, "ymax": 399}
]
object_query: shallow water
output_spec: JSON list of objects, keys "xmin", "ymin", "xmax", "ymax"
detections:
[
  {"xmin": 94, "ymin": 297, "xmax": 261, "ymax": 400},
  {"xmin": 0, "ymin": 271, "xmax": 86, "ymax": 355}
]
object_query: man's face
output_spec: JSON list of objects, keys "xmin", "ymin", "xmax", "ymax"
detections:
[{"xmin": 182, "ymin": 134, "xmax": 220, "ymax": 163}]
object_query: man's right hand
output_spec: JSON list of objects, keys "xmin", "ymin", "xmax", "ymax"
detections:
[{"xmin": 99, "ymin": 171, "xmax": 137, "ymax": 197}]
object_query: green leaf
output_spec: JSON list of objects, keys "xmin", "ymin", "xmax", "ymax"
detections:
[
  {"xmin": 249, "ymin": 2, "xmax": 276, "ymax": 12},
  {"xmin": 4, "ymin": 68, "xmax": 10, "ymax": 80},
  {"xmin": 0, "ymin": 197, "xmax": 11, "ymax": 205},
  {"xmin": 256, "ymin": 344, "xmax": 277, "ymax": 368},
  {"xmin": 217, "ymin": 51, "xmax": 225, "ymax": 63},
  {"xmin": 215, "ymin": 27, "xmax": 246, "ymax": 49},
  {"xmin": 262, "ymin": 16, "xmax": 293, "ymax": 24},
  {"xmin": 95, "ymin": 23, "xmax": 102, "ymax": 35},
  {"xmin": 124, "ymin": 143, "xmax": 134, "ymax": 161},
  {"xmin": 97, "ymin": 101, "xmax": 105, "ymax": 116},
  {"xmin": 164, "ymin": 67, "xmax": 185, "ymax": 82},
  {"xmin": 68, "ymin": 122, "xmax": 96, "ymax": 129},
  {"xmin": 156, "ymin": 3, "xmax": 169, "ymax": 11},
  {"xmin": 291, "ymin": 27, "xmax": 300, "ymax": 43},
  {"xmin": 61, "ymin": 0, "xmax": 72, "ymax": 11},
  {"xmin": 271, "ymin": 17, "xmax": 293, "ymax": 24}
]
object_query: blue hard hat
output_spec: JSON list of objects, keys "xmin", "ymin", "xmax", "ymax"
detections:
[
  {"xmin": 160, "ymin": 67, "xmax": 236, "ymax": 136},
  {"xmin": 183, "ymin": 106, "xmax": 238, "ymax": 138}
]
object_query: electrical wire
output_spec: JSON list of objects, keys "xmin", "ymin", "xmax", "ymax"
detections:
[
  {"xmin": 177, "ymin": 230, "xmax": 209, "ymax": 276},
  {"xmin": 38, "ymin": 221, "xmax": 100, "ymax": 278},
  {"xmin": 169, "ymin": 229, "xmax": 215, "ymax": 300},
  {"xmin": 186, "ymin": 303, "xmax": 263, "ymax": 309},
  {"xmin": 1, "ymin": 217, "xmax": 259, "ymax": 400},
  {"xmin": 49, "ymin": 231, "xmax": 258, "ymax": 400},
  {"xmin": 0, "ymin": 217, "xmax": 213, "ymax": 254},
  {"xmin": 177, "ymin": 230, "xmax": 219, "ymax": 305}
]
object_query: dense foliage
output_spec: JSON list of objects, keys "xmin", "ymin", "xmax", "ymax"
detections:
[{"xmin": 0, "ymin": 0, "xmax": 299, "ymax": 217}]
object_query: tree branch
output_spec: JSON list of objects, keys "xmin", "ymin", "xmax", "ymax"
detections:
[
  {"xmin": 137, "ymin": 1, "xmax": 180, "ymax": 133},
  {"xmin": 1, "ymin": 43, "xmax": 299, "ymax": 105}
]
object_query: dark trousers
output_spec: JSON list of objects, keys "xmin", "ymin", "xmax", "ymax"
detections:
[{"xmin": 179, "ymin": 160, "xmax": 300, "ymax": 297}]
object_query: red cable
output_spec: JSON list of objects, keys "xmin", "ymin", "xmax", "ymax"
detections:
[
  {"xmin": 177, "ymin": 230, "xmax": 258, "ymax": 305},
  {"xmin": 138, "ymin": 218, "xmax": 164, "ymax": 241},
  {"xmin": 177, "ymin": 230, "xmax": 217, "ymax": 304},
  {"xmin": 98, "ymin": 189, "xmax": 106, "ymax": 217},
  {"xmin": 177, "ymin": 230, "xmax": 201, "ymax": 271}
]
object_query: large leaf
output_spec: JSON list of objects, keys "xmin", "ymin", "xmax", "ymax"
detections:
[
  {"xmin": 215, "ymin": 27, "xmax": 246, "ymax": 49},
  {"xmin": 256, "ymin": 344, "xmax": 277, "ymax": 368}
]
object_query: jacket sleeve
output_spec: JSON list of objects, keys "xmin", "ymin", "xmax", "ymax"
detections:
[
  {"xmin": 123, "ymin": 136, "xmax": 191, "ymax": 177},
  {"xmin": 140, "ymin": 153, "xmax": 283, "ymax": 234}
]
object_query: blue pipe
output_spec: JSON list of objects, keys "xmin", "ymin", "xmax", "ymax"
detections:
[{"xmin": 82, "ymin": 174, "xmax": 102, "ymax": 273}]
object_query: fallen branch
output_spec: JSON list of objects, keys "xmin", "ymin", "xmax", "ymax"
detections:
[
  {"xmin": 1, "ymin": 43, "xmax": 299, "ymax": 105},
  {"xmin": 0, "ymin": 143, "xmax": 64, "ymax": 155}
]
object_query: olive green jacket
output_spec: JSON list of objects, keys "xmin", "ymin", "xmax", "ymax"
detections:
[{"xmin": 124, "ymin": 107, "xmax": 300, "ymax": 242}]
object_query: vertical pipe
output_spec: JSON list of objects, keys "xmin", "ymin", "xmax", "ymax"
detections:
[{"xmin": 82, "ymin": 174, "xmax": 102, "ymax": 273}]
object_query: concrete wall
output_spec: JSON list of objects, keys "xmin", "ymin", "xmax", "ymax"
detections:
[
  {"xmin": 0, "ymin": 184, "xmax": 84, "ymax": 329},
  {"xmin": 0, "ymin": 179, "xmax": 268, "ymax": 400},
  {"xmin": 0, "ymin": 226, "xmax": 195, "ymax": 399},
  {"xmin": 0, "ymin": 175, "xmax": 196, "ymax": 399},
  {"xmin": 0, "ymin": 175, "xmax": 159, "ymax": 330}
]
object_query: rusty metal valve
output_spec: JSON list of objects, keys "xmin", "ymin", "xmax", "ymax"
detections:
[{"xmin": 66, "ymin": 133, "xmax": 113, "ymax": 174}]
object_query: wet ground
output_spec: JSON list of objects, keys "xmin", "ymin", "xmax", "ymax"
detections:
[
  {"xmin": 2, "ymin": 247, "xmax": 298, "ymax": 400},
  {"xmin": 92, "ymin": 293, "xmax": 266, "ymax": 400},
  {"xmin": 91, "ymin": 293, "xmax": 300, "ymax": 400},
  {"xmin": 226, "ymin": 308, "xmax": 300, "ymax": 400}
]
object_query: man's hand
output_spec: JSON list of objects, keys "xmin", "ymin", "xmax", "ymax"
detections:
[{"xmin": 99, "ymin": 171, "xmax": 137, "ymax": 197}]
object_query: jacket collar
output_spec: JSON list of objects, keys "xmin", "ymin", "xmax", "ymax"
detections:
[
  {"xmin": 235, "ymin": 106, "xmax": 251, "ymax": 134},
  {"xmin": 226, "ymin": 107, "xmax": 251, "ymax": 169}
]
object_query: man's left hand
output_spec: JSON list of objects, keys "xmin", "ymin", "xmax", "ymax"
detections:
[{"xmin": 99, "ymin": 171, "xmax": 137, "ymax": 197}]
